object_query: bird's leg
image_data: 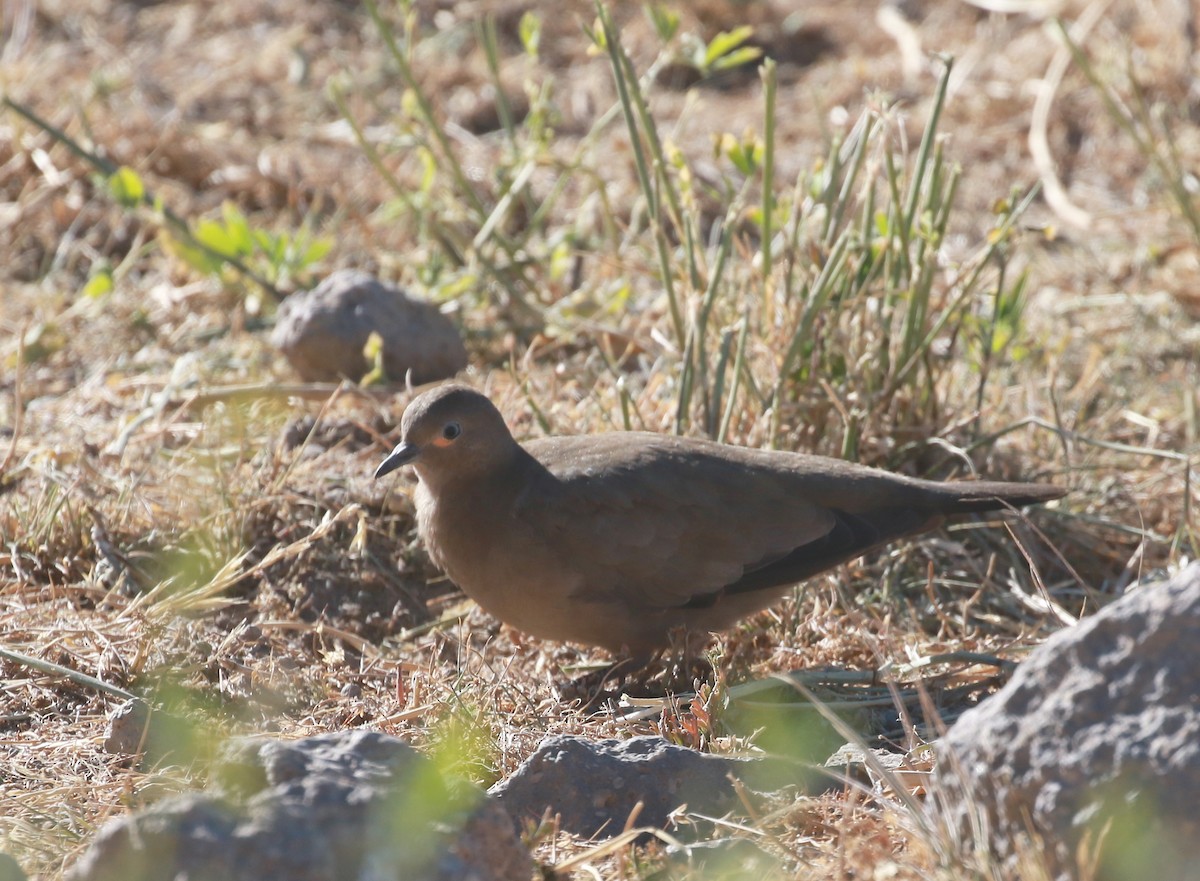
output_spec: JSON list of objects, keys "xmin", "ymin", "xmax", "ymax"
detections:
[
  {"xmin": 660, "ymin": 626, "xmax": 717, "ymax": 691},
  {"xmin": 556, "ymin": 651, "xmax": 660, "ymax": 709}
]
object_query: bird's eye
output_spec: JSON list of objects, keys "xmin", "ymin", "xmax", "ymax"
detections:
[{"xmin": 442, "ymin": 422, "xmax": 462, "ymax": 441}]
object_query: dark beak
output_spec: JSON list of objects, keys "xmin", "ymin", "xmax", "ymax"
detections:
[{"xmin": 374, "ymin": 442, "xmax": 420, "ymax": 479}]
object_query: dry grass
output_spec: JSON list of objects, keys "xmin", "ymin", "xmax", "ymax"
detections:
[{"xmin": 2, "ymin": 0, "xmax": 1198, "ymax": 878}]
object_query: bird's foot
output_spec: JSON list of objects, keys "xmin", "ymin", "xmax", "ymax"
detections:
[{"xmin": 557, "ymin": 651, "xmax": 715, "ymax": 711}]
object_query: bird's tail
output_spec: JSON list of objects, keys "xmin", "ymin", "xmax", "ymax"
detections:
[{"xmin": 932, "ymin": 480, "xmax": 1065, "ymax": 514}]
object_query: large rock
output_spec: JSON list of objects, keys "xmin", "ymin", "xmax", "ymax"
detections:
[
  {"xmin": 272, "ymin": 270, "xmax": 467, "ymax": 384},
  {"xmin": 489, "ymin": 734, "xmax": 810, "ymax": 839},
  {"xmin": 931, "ymin": 563, "xmax": 1200, "ymax": 881},
  {"xmin": 67, "ymin": 730, "xmax": 530, "ymax": 881}
]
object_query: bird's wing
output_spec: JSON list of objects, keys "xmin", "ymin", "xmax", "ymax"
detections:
[{"xmin": 517, "ymin": 434, "xmax": 840, "ymax": 610}]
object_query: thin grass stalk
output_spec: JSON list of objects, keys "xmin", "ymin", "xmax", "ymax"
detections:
[
  {"xmin": 2, "ymin": 97, "xmax": 282, "ymax": 301},
  {"xmin": 782, "ymin": 173, "xmax": 807, "ymax": 313},
  {"xmin": 896, "ymin": 146, "xmax": 948, "ymax": 375},
  {"xmin": 770, "ymin": 233, "xmax": 851, "ymax": 445},
  {"xmin": 973, "ymin": 254, "xmax": 1010, "ymax": 433},
  {"xmin": 363, "ymin": 0, "xmax": 541, "ymax": 313},
  {"xmin": 902, "ymin": 56, "xmax": 953, "ymax": 233},
  {"xmin": 708, "ymin": 326, "xmax": 736, "ymax": 439},
  {"xmin": 613, "ymin": 31, "xmax": 687, "ymax": 238},
  {"xmin": 328, "ymin": 84, "xmax": 464, "ymax": 266},
  {"xmin": 618, "ymin": 381, "xmax": 634, "ymax": 431},
  {"xmin": 364, "ymin": 0, "xmax": 487, "ymax": 220},
  {"xmin": 477, "ymin": 16, "xmax": 542, "ymax": 228},
  {"xmin": 472, "ymin": 159, "xmax": 538, "ymax": 250},
  {"xmin": 675, "ymin": 321, "xmax": 697, "ymax": 434},
  {"xmin": 525, "ymin": 49, "xmax": 674, "ymax": 236},
  {"xmin": 596, "ymin": 2, "xmax": 685, "ymax": 350},
  {"xmin": 883, "ymin": 148, "xmax": 910, "ymax": 289},
  {"xmin": 825, "ymin": 112, "xmax": 874, "ymax": 248},
  {"xmin": 1057, "ymin": 19, "xmax": 1200, "ymax": 241},
  {"xmin": 694, "ymin": 226, "xmax": 734, "ymax": 434},
  {"xmin": 759, "ymin": 58, "xmax": 777, "ymax": 307},
  {"xmin": 717, "ymin": 317, "xmax": 750, "ymax": 442},
  {"xmin": 477, "ymin": 16, "xmax": 519, "ymax": 147},
  {"xmin": 878, "ymin": 184, "xmax": 1037, "ymax": 406}
]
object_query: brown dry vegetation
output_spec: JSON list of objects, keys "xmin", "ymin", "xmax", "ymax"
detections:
[{"xmin": 1, "ymin": 0, "xmax": 1198, "ymax": 879}]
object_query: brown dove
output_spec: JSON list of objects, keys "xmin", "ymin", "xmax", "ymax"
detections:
[{"xmin": 374, "ymin": 384, "xmax": 1063, "ymax": 656}]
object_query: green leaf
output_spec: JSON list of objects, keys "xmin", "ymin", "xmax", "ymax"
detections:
[
  {"xmin": 720, "ymin": 132, "xmax": 763, "ymax": 176},
  {"xmin": 711, "ymin": 45, "xmax": 762, "ymax": 72},
  {"xmin": 303, "ymin": 238, "xmax": 332, "ymax": 266},
  {"xmin": 193, "ymin": 218, "xmax": 242, "ymax": 259},
  {"xmin": 518, "ymin": 11, "xmax": 541, "ymax": 58},
  {"xmin": 705, "ymin": 26, "xmax": 754, "ymax": 67},
  {"xmin": 82, "ymin": 266, "xmax": 113, "ymax": 299},
  {"xmin": 874, "ymin": 209, "xmax": 890, "ymax": 237},
  {"xmin": 645, "ymin": 5, "xmax": 680, "ymax": 43},
  {"xmin": 548, "ymin": 238, "xmax": 572, "ymax": 281},
  {"xmin": 108, "ymin": 166, "xmax": 145, "ymax": 207},
  {"xmin": 220, "ymin": 203, "xmax": 254, "ymax": 254},
  {"xmin": 432, "ymin": 272, "xmax": 478, "ymax": 301},
  {"xmin": 418, "ymin": 146, "xmax": 437, "ymax": 194},
  {"xmin": 160, "ymin": 230, "xmax": 222, "ymax": 275},
  {"xmin": 583, "ymin": 16, "xmax": 606, "ymax": 50},
  {"xmin": 360, "ymin": 330, "xmax": 388, "ymax": 386}
]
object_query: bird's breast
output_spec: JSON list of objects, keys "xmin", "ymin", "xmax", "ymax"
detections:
[{"xmin": 414, "ymin": 477, "xmax": 585, "ymax": 636}]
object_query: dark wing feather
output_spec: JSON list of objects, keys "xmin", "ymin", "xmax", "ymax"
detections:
[{"xmin": 518, "ymin": 434, "xmax": 839, "ymax": 610}]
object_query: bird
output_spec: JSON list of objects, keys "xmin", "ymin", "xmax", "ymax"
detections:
[{"xmin": 374, "ymin": 384, "xmax": 1064, "ymax": 658}]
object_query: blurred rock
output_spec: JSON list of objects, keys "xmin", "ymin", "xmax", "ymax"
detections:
[
  {"xmin": 103, "ymin": 698, "xmax": 152, "ymax": 756},
  {"xmin": 272, "ymin": 270, "xmax": 467, "ymax": 384},
  {"xmin": 824, "ymin": 742, "xmax": 910, "ymax": 789},
  {"xmin": 488, "ymin": 734, "xmax": 808, "ymax": 839},
  {"xmin": 0, "ymin": 853, "xmax": 26, "ymax": 881},
  {"xmin": 68, "ymin": 730, "xmax": 530, "ymax": 881},
  {"xmin": 931, "ymin": 563, "xmax": 1200, "ymax": 881}
]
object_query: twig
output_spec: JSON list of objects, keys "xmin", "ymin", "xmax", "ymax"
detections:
[
  {"xmin": 1028, "ymin": 0, "xmax": 1116, "ymax": 229},
  {"xmin": 0, "ymin": 646, "xmax": 137, "ymax": 702}
]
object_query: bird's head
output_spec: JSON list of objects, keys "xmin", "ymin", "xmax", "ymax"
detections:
[{"xmin": 374, "ymin": 384, "xmax": 518, "ymax": 487}]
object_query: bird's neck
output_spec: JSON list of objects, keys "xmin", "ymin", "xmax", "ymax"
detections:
[{"xmin": 415, "ymin": 442, "xmax": 532, "ymax": 498}]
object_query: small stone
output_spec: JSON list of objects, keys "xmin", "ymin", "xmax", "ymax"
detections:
[
  {"xmin": 103, "ymin": 699, "xmax": 151, "ymax": 756},
  {"xmin": 489, "ymin": 734, "xmax": 809, "ymax": 840},
  {"xmin": 271, "ymin": 270, "xmax": 467, "ymax": 384},
  {"xmin": 0, "ymin": 852, "xmax": 27, "ymax": 881}
]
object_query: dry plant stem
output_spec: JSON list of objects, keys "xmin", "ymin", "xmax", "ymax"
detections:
[
  {"xmin": 361, "ymin": 0, "xmax": 538, "ymax": 316},
  {"xmin": 256, "ymin": 619, "xmax": 379, "ymax": 659},
  {"xmin": 596, "ymin": 2, "xmax": 684, "ymax": 352},
  {"xmin": 2, "ymin": 97, "xmax": 283, "ymax": 301},
  {"xmin": 175, "ymin": 382, "xmax": 392, "ymax": 413},
  {"xmin": 0, "ymin": 645, "xmax": 137, "ymax": 702},
  {"xmin": 122, "ymin": 503, "xmax": 365, "ymax": 619},
  {"xmin": 327, "ymin": 81, "xmax": 465, "ymax": 267},
  {"xmin": 780, "ymin": 676, "xmax": 929, "ymax": 824},
  {"xmin": 1, "ymin": 323, "xmax": 25, "ymax": 476},
  {"xmin": 1028, "ymin": 0, "xmax": 1115, "ymax": 229}
]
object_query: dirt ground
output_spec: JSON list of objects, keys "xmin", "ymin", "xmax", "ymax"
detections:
[{"xmin": 1, "ymin": 1, "xmax": 1198, "ymax": 878}]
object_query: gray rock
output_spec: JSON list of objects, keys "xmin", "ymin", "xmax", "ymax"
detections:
[
  {"xmin": 68, "ymin": 730, "xmax": 531, "ymax": 881},
  {"xmin": 931, "ymin": 563, "xmax": 1200, "ymax": 881},
  {"xmin": 272, "ymin": 270, "xmax": 467, "ymax": 384},
  {"xmin": 0, "ymin": 853, "xmax": 26, "ymax": 881},
  {"xmin": 103, "ymin": 698, "xmax": 151, "ymax": 756},
  {"xmin": 488, "ymin": 734, "xmax": 808, "ymax": 839}
]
